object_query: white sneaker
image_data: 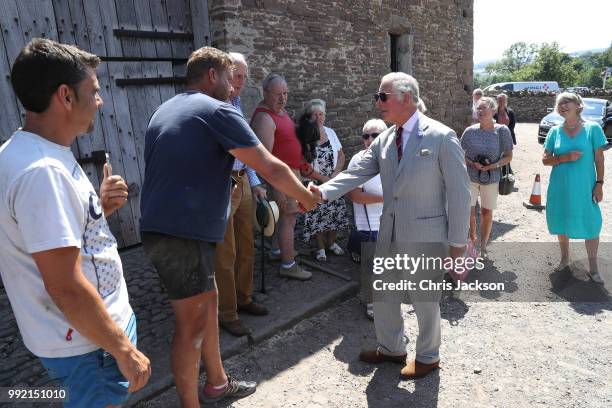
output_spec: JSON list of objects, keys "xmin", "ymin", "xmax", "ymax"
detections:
[
  {"xmin": 590, "ymin": 271, "xmax": 604, "ymax": 284},
  {"xmin": 279, "ymin": 263, "xmax": 312, "ymax": 281},
  {"xmin": 328, "ymin": 242, "xmax": 345, "ymax": 256},
  {"xmin": 315, "ymin": 249, "xmax": 327, "ymax": 262}
]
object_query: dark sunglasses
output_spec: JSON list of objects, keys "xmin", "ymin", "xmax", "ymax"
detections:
[
  {"xmin": 362, "ymin": 132, "xmax": 380, "ymax": 140},
  {"xmin": 373, "ymin": 92, "xmax": 403, "ymax": 102}
]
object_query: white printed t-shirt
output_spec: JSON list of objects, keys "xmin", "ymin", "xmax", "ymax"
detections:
[
  {"xmin": 0, "ymin": 131, "xmax": 133, "ymax": 358},
  {"xmin": 347, "ymin": 150, "xmax": 383, "ymax": 231}
]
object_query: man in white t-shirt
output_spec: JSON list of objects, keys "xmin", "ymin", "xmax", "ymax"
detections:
[{"xmin": 0, "ymin": 38, "xmax": 150, "ymax": 407}]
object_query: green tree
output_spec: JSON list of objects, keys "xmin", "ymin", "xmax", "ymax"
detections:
[
  {"xmin": 476, "ymin": 42, "xmax": 612, "ymax": 89},
  {"xmin": 516, "ymin": 42, "xmax": 578, "ymax": 87},
  {"xmin": 484, "ymin": 41, "xmax": 538, "ymax": 76}
]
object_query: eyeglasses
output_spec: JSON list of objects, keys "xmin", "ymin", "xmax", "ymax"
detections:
[
  {"xmin": 373, "ymin": 92, "xmax": 403, "ymax": 102},
  {"xmin": 362, "ymin": 132, "xmax": 380, "ymax": 140}
]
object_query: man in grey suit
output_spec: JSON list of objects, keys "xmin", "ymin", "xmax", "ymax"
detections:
[{"xmin": 310, "ymin": 72, "xmax": 470, "ymax": 378}]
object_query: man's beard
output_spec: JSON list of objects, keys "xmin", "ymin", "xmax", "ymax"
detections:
[{"xmin": 212, "ymin": 86, "xmax": 230, "ymax": 102}]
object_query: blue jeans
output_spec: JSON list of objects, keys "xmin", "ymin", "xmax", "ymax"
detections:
[{"xmin": 40, "ymin": 314, "xmax": 137, "ymax": 408}]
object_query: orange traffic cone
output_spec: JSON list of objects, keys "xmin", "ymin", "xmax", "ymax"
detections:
[{"xmin": 523, "ymin": 174, "xmax": 545, "ymax": 210}]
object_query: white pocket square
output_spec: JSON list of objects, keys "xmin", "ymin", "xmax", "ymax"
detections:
[{"xmin": 418, "ymin": 149, "xmax": 431, "ymax": 156}]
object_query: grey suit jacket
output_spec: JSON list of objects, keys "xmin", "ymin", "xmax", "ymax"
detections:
[{"xmin": 320, "ymin": 114, "xmax": 470, "ymax": 249}]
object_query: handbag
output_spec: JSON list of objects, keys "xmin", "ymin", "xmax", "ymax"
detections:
[
  {"xmin": 497, "ymin": 129, "xmax": 515, "ymax": 195},
  {"xmin": 447, "ymin": 237, "xmax": 477, "ymax": 283},
  {"xmin": 347, "ymin": 191, "xmax": 377, "ymax": 263}
]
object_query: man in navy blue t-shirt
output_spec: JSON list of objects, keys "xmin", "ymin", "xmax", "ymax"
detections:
[{"xmin": 140, "ymin": 47, "xmax": 316, "ymax": 405}]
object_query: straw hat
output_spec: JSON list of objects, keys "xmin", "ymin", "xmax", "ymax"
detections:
[{"xmin": 253, "ymin": 197, "xmax": 279, "ymax": 237}]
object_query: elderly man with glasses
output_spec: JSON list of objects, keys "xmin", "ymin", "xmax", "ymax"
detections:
[
  {"xmin": 310, "ymin": 72, "xmax": 470, "ymax": 379},
  {"xmin": 214, "ymin": 52, "xmax": 270, "ymax": 337}
]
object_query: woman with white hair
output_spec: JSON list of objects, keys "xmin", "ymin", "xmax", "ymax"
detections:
[
  {"xmin": 471, "ymin": 88, "xmax": 483, "ymax": 123},
  {"xmin": 542, "ymin": 92, "xmax": 607, "ymax": 283},
  {"xmin": 300, "ymin": 99, "xmax": 349, "ymax": 261},
  {"xmin": 494, "ymin": 93, "xmax": 516, "ymax": 145},
  {"xmin": 461, "ymin": 96, "xmax": 513, "ymax": 256},
  {"xmin": 347, "ymin": 119, "xmax": 386, "ymax": 319}
]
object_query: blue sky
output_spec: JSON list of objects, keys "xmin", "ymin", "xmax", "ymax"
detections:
[{"xmin": 474, "ymin": 0, "xmax": 612, "ymax": 63}]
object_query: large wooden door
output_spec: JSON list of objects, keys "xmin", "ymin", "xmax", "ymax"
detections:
[{"xmin": 0, "ymin": 0, "xmax": 210, "ymax": 247}]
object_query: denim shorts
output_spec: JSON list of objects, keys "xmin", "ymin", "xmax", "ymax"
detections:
[
  {"xmin": 142, "ymin": 232, "xmax": 217, "ymax": 300},
  {"xmin": 39, "ymin": 313, "xmax": 137, "ymax": 408}
]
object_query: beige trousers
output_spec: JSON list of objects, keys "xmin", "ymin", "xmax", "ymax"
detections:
[{"xmin": 215, "ymin": 175, "xmax": 255, "ymax": 322}]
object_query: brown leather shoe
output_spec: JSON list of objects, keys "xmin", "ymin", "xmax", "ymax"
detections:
[
  {"xmin": 400, "ymin": 360, "xmax": 440, "ymax": 379},
  {"xmin": 219, "ymin": 319, "xmax": 251, "ymax": 337},
  {"xmin": 358, "ymin": 349, "xmax": 407, "ymax": 365},
  {"xmin": 238, "ymin": 301, "xmax": 269, "ymax": 316}
]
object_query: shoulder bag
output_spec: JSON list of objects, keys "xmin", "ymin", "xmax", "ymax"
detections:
[
  {"xmin": 497, "ymin": 128, "xmax": 515, "ymax": 195},
  {"xmin": 347, "ymin": 190, "xmax": 377, "ymax": 263}
]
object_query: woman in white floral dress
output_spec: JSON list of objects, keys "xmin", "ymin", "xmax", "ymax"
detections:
[{"xmin": 299, "ymin": 99, "xmax": 349, "ymax": 261}]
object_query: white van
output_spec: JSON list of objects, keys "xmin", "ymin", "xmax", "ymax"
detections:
[{"xmin": 483, "ymin": 81, "xmax": 560, "ymax": 93}]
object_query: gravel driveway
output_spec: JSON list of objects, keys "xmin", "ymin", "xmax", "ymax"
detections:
[{"xmin": 138, "ymin": 123, "xmax": 612, "ymax": 408}]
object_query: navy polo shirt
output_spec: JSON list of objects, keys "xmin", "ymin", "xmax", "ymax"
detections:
[{"xmin": 140, "ymin": 91, "xmax": 260, "ymax": 242}]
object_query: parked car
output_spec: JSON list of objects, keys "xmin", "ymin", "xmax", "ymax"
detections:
[
  {"xmin": 604, "ymin": 103, "xmax": 612, "ymax": 142},
  {"xmin": 484, "ymin": 81, "xmax": 560, "ymax": 94},
  {"xmin": 566, "ymin": 86, "xmax": 589, "ymax": 93},
  {"xmin": 538, "ymin": 98, "xmax": 612, "ymax": 144}
]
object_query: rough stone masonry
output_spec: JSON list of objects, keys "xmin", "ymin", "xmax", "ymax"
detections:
[{"xmin": 208, "ymin": 0, "xmax": 474, "ymax": 156}]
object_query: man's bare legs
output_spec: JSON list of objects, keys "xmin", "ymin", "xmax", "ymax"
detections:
[
  {"xmin": 278, "ymin": 212, "xmax": 297, "ymax": 264},
  {"xmin": 169, "ymin": 291, "xmax": 226, "ymax": 408}
]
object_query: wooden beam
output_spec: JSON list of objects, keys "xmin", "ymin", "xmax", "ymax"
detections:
[
  {"xmin": 113, "ymin": 28, "xmax": 193, "ymax": 41},
  {"xmin": 115, "ymin": 76, "xmax": 186, "ymax": 87},
  {"xmin": 100, "ymin": 56, "xmax": 187, "ymax": 63}
]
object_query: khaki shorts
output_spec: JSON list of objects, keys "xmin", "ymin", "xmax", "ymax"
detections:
[{"xmin": 470, "ymin": 181, "xmax": 499, "ymax": 210}]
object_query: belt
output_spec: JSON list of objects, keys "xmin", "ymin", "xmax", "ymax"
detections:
[{"xmin": 231, "ymin": 169, "xmax": 246, "ymax": 178}]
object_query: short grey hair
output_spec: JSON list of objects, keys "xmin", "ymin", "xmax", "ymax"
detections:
[
  {"xmin": 304, "ymin": 99, "xmax": 326, "ymax": 116},
  {"xmin": 382, "ymin": 72, "xmax": 420, "ymax": 104},
  {"xmin": 555, "ymin": 91, "xmax": 584, "ymax": 115},
  {"xmin": 362, "ymin": 119, "xmax": 388, "ymax": 133},
  {"xmin": 473, "ymin": 88, "xmax": 483, "ymax": 97},
  {"xmin": 417, "ymin": 98, "xmax": 427, "ymax": 113},
  {"xmin": 228, "ymin": 52, "xmax": 248, "ymax": 70},
  {"xmin": 262, "ymin": 73, "xmax": 286, "ymax": 92},
  {"xmin": 478, "ymin": 96, "xmax": 498, "ymax": 111}
]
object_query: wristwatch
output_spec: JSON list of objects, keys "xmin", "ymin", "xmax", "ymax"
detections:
[
  {"xmin": 595, "ymin": 180, "xmax": 604, "ymax": 185},
  {"xmin": 495, "ymin": 162, "xmax": 500, "ymax": 169}
]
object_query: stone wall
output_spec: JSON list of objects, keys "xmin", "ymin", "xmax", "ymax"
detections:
[
  {"xmin": 486, "ymin": 91, "xmax": 612, "ymax": 123},
  {"xmin": 209, "ymin": 0, "xmax": 474, "ymax": 156}
]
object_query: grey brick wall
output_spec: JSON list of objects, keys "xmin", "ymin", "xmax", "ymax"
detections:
[{"xmin": 209, "ymin": 0, "xmax": 474, "ymax": 157}]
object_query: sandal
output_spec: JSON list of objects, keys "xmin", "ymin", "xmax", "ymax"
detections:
[{"xmin": 315, "ymin": 248, "xmax": 327, "ymax": 262}]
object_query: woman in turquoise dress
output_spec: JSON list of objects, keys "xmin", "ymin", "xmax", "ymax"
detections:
[{"xmin": 542, "ymin": 92, "xmax": 607, "ymax": 284}]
